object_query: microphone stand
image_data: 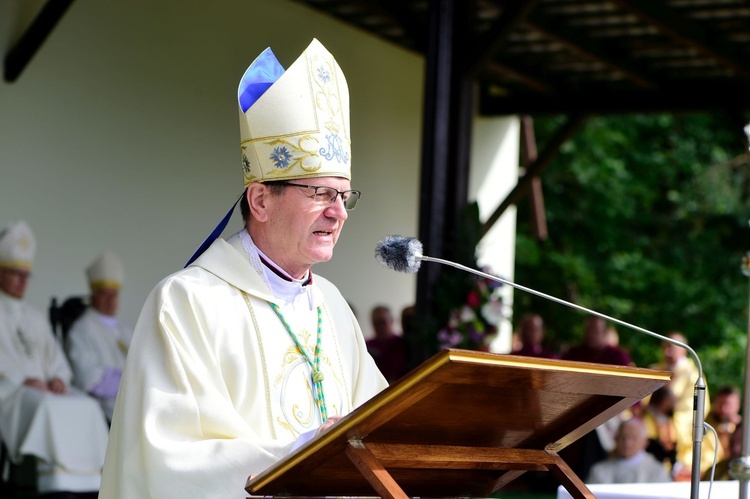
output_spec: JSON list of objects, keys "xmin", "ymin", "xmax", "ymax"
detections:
[
  {"xmin": 732, "ymin": 133, "xmax": 750, "ymax": 498},
  {"xmin": 418, "ymin": 253, "xmax": 707, "ymax": 499},
  {"xmin": 730, "ymin": 250, "xmax": 750, "ymax": 498}
]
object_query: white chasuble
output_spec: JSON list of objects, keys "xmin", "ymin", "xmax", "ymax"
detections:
[
  {"xmin": 0, "ymin": 292, "xmax": 109, "ymax": 491},
  {"xmin": 257, "ymin": 304, "xmax": 349, "ymax": 437},
  {"xmin": 100, "ymin": 234, "xmax": 387, "ymax": 499},
  {"xmin": 0, "ymin": 293, "xmax": 72, "ymax": 394},
  {"xmin": 65, "ymin": 308, "xmax": 133, "ymax": 420}
]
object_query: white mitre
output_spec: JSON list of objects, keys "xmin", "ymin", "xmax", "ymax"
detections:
[
  {"xmin": 0, "ymin": 220, "xmax": 36, "ymax": 270},
  {"xmin": 238, "ymin": 38, "xmax": 351, "ymax": 184},
  {"xmin": 86, "ymin": 250, "xmax": 124, "ymax": 290},
  {"xmin": 185, "ymin": 39, "xmax": 352, "ymax": 268}
]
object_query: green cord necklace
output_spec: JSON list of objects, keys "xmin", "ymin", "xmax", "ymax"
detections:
[{"xmin": 268, "ymin": 302, "xmax": 328, "ymax": 422}]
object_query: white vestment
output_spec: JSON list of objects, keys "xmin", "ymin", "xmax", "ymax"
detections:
[
  {"xmin": 653, "ymin": 356, "xmax": 710, "ymax": 473},
  {"xmin": 100, "ymin": 233, "xmax": 388, "ymax": 499},
  {"xmin": 65, "ymin": 308, "xmax": 133, "ymax": 420},
  {"xmin": 0, "ymin": 292, "xmax": 109, "ymax": 492},
  {"xmin": 587, "ymin": 451, "xmax": 672, "ymax": 484}
]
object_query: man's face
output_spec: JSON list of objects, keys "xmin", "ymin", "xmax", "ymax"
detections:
[
  {"xmin": 261, "ymin": 177, "xmax": 350, "ymax": 279},
  {"xmin": 713, "ymin": 393, "xmax": 740, "ymax": 423},
  {"xmin": 662, "ymin": 339, "xmax": 686, "ymax": 365},
  {"xmin": 521, "ymin": 315, "xmax": 544, "ymax": 346},
  {"xmin": 91, "ymin": 287, "xmax": 119, "ymax": 317},
  {"xmin": 584, "ymin": 317, "xmax": 607, "ymax": 349},
  {"xmin": 0, "ymin": 267, "xmax": 30, "ymax": 299},
  {"xmin": 615, "ymin": 422, "xmax": 647, "ymax": 459},
  {"xmin": 372, "ymin": 308, "xmax": 394, "ymax": 338}
]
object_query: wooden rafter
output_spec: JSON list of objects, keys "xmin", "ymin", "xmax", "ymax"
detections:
[
  {"xmin": 4, "ymin": 0, "xmax": 76, "ymax": 82},
  {"xmin": 611, "ymin": 0, "xmax": 750, "ymax": 80},
  {"xmin": 525, "ymin": 12, "xmax": 657, "ymax": 89},
  {"xmin": 466, "ymin": 0, "xmax": 539, "ymax": 76},
  {"xmin": 520, "ymin": 116, "xmax": 548, "ymax": 242},
  {"xmin": 370, "ymin": 0, "xmax": 429, "ymax": 52},
  {"xmin": 482, "ymin": 61, "xmax": 555, "ymax": 95},
  {"xmin": 291, "ymin": 0, "xmax": 750, "ymax": 115},
  {"xmin": 480, "ymin": 114, "xmax": 588, "ymax": 238}
]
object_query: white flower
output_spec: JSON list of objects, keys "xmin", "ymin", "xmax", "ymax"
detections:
[
  {"xmin": 480, "ymin": 298, "xmax": 504, "ymax": 324},
  {"xmin": 459, "ymin": 306, "xmax": 476, "ymax": 323}
]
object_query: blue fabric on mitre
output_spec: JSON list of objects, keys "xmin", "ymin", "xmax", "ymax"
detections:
[
  {"xmin": 238, "ymin": 47, "xmax": 285, "ymax": 113},
  {"xmin": 185, "ymin": 49, "xmax": 285, "ymax": 267}
]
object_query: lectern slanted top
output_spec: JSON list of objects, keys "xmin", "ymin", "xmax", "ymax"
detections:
[{"xmin": 246, "ymin": 349, "xmax": 671, "ymax": 498}]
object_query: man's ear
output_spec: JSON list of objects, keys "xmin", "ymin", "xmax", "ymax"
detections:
[{"xmin": 246, "ymin": 183, "xmax": 270, "ymax": 223}]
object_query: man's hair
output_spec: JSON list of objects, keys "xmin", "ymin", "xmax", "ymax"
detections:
[
  {"xmin": 618, "ymin": 417, "xmax": 647, "ymax": 440},
  {"xmin": 715, "ymin": 385, "xmax": 740, "ymax": 399},
  {"xmin": 240, "ymin": 182, "xmax": 287, "ymax": 222},
  {"xmin": 649, "ymin": 385, "xmax": 675, "ymax": 407}
]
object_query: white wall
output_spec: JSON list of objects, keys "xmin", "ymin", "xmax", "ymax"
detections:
[
  {"xmin": 0, "ymin": 0, "xmax": 423, "ymax": 338},
  {"xmin": 469, "ymin": 116, "xmax": 520, "ymax": 353}
]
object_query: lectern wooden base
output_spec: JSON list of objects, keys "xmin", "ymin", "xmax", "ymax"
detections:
[
  {"xmin": 345, "ymin": 442, "xmax": 595, "ymax": 499},
  {"xmin": 246, "ymin": 349, "xmax": 671, "ymax": 498}
]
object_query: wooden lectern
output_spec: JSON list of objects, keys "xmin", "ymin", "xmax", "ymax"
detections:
[{"xmin": 246, "ymin": 349, "xmax": 671, "ymax": 498}]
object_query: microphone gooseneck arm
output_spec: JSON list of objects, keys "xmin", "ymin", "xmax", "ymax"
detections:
[
  {"xmin": 418, "ymin": 252, "xmax": 707, "ymax": 499},
  {"xmin": 420, "ymin": 254, "xmax": 703, "ymax": 371}
]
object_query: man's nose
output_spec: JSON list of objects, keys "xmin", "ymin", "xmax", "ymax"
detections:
[{"xmin": 326, "ymin": 195, "xmax": 349, "ymax": 219}]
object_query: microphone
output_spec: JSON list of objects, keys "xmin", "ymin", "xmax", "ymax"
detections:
[
  {"xmin": 376, "ymin": 235, "xmax": 709, "ymax": 499},
  {"xmin": 374, "ymin": 235, "xmax": 424, "ymax": 273}
]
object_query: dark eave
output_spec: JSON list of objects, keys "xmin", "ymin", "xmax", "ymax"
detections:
[{"xmin": 292, "ymin": 0, "xmax": 750, "ymax": 116}]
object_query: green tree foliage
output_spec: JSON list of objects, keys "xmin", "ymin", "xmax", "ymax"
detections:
[{"xmin": 514, "ymin": 113, "xmax": 750, "ymax": 391}]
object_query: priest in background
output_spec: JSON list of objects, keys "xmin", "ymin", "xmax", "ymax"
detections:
[
  {"xmin": 0, "ymin": 220, "xmax": 109, "ymax": 498},
  {"xmin": 66, "ymin": 250, "xmax": 133, "ymax": 422},
  {"xmin": 587, "ymin": 418, "xmax": 672, "ymax": 484}
]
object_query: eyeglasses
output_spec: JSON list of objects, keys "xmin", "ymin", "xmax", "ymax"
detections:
[{"xmin": 281, "ymin": 182, "xmax": 361, "ymax": 210}]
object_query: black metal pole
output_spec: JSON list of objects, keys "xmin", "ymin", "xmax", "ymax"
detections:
[{"xmin": 416, "ymin": 0, "xmax": 474, "ymax": 325}]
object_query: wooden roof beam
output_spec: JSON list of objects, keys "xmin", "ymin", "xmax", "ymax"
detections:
[
  {"xmin": 347, "ymin": 0, "xmax": 429, "ymax": 52},
  {"xmin": 480, "ymin": 82, "xmax": 750, "ymax": 115},
  {"xmin": 482, "ymin": 61, "xmax": 556, "ymax": 95},
  {"xmin": 480, "ymin": 114, "xmax": 588, "ymax": 238},
  {"xmin": 525, "ymin": 12, "xmax": 657, "ymax": 90},
  {"xmin": 4, "ymin": 0, "xmax": 76, "ymax": 82},
  {"xmin": 466, "ymin": 0, "xmax": 540, "ymax": 76},
  {"xmin": 521, "ymin": 116, "xmax": 548, "ymax": 241},
  {"xmin": 611, "ymin": 0, "xmax": 750, "ymax": 80}
]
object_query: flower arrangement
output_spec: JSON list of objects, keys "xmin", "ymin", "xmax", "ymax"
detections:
[
  {"xmin": 406, "ymin": 202, "xmax": 507, "ymax": 360},
  {"xmin": 437, "ymin": 274, "xmax": 505, "ymax": 351}
]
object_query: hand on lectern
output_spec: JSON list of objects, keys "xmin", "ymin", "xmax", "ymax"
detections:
[{"xmin": 316, "ymin": 415, "xmax": 343, "ymax": 437}]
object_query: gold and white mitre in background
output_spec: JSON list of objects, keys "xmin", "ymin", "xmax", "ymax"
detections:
[
  {"xmin": 86, "ymin": 250, "xmax": 124, "ymax": 291},
  {"xmin": 0, "ymin": 220, "xmax": 36, "ymax": 270}
]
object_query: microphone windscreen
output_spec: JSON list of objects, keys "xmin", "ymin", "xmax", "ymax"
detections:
[{"xmin": 375, "ymin": 235, "xmax": 423, "ymax": 273}]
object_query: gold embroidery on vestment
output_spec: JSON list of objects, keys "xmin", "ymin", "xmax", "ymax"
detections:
[{"xmin": 243, "ymin": 292, "xmax": 276, "ymax": 439}]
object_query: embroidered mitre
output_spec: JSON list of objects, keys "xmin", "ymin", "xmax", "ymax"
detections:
[
  {"xmin": 238, "ymin": 38, "xmax": 351, "ymax": 185},
  {"xmin": 86, "ymin": 250, "xmax": 124, "ymax": 290},
  {"xmin": 0, "ymin": 220, "xmax": 36, "ymax": 270}
]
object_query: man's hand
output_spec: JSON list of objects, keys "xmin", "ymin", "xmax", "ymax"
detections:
[
  {"xmin": 48, "ymin": 378, "xmax": 67, "ymax": 394},
  {"xmin": 23, "ymin": 378, "xmax": 49, "ymax": 391},
  {"xmin": 315, "ymin": 415, "xmax": 343, "ymax": 436}
]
